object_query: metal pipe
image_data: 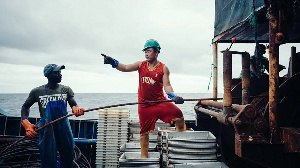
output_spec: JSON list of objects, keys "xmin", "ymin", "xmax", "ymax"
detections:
[
  {"xmin": 196, "ymin": 102, "xmax": 256, "ymax": 125},
  {"xmin": 194, "ymin": 106, "xmax": 225, "ymax": 123},
  {"xmin": 213, "ymin": 42, "xmax": 218, "ymax": 101},
  {"xmin": 194, "ymin": 106, "xmax": 220, "ymax": 118},
  {"xmin": 268, "ymin": 0, "xmax": 280, "ymax": 143},
  {"xmin": 200, "ymin": 100, "xmax": 223, "ymax": 109},
  {"xmin": 241, "ymin": 52, "xmax": 250, "ymax": 104},
  {"xmin": 290, "ymin": 46, "xmax": 296, "ymax": 77},
  {"xmin": 200, "ymin": 100, "xmax": 252, "ymax": 114},
  {"xmin": 223, "ymin": 51, "xmax": 233, "ymax": 116}
]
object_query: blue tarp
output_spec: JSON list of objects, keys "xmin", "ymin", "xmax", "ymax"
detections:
[
  {"xmin": 214, "ymin": 0, "xmax": 300, "ymax": 43},
  {"xmin": 214, "ymin": 0, "xmax": 264, "ymax": 37}
]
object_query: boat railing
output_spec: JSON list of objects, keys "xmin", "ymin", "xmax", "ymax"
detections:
[{"xmin": 0, "ymin": 115, "xmax": 98, "ymax": 144}]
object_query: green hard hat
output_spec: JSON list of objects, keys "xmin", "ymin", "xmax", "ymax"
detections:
[{"xmin": 142, "ymin": 39, "xmax": 161, "ymax": 52}]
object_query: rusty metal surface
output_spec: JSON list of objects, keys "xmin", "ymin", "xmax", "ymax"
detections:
[
  {"xmin": 194, "ymin": 106, "xmax": 222, "ymax": 122},
  {"xmin": 268, "ymin": 0, "xmax": 280, "ymax": 144},
  {"xmin": 250, "ymin": 92, "xmax": 269, "ymax": 117},
  {"xmin": 223, "ymin": 51, "xmax": 232, "ymax": 107},
  {"xmin": 213, "ymin": 42, "xmax": 218, "ymax": 100},
  {"xmin": 210, "ymin": 1, "xmax": 300, "ymax": 167},
  {"xmin": 200, "ymin": 100, "xmax": 223, "ymax": 109},
  {"xmin": 278, "ymin": 73, "xmax": 300, "ymax": 128},
  {"xmin": 235, "ymin": 133, "xmax": 269, "ymax": 157},
  {"xmin": 280, "ymin": 127, "xmax": 300, "ymax": 153},
  {"xmin": 196, "ymin": 100, "xmax": 261, "ymax": 126},
  {"xmin": 241, "ymin": 52, "xmax": 250, "ymax": 104}
]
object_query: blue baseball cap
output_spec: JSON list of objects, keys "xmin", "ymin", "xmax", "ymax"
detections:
[{"xmin": 43, "ymin": 64, "xmax": 65, "ymax": 77}]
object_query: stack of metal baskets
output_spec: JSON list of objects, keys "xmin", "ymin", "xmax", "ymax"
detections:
[
  {"xmin": 119, "ymin": 142, "xmax": 157, "ymax": 155},
  {"xmin": 96, "ymin": 109, "xmax": 130, "ymax": 168},
  {"xmin": 119, "ymin": 152, "xmax": 161, "ymax": 168},
  {"xmin": 157, "ymin": 127, "xmax": 194, "ymax": 168},
  {"xmin": 171, "ymin": 162, "xmax": 229, "ymax": 168},
  {"xmin": 166, "ymin": 131, "xmax": 217, "ymax": 167}
]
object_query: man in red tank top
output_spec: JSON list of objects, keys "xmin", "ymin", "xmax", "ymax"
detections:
[{"xmin": 102, "ymin": 39, "xmax": 186, "ymax": 158}]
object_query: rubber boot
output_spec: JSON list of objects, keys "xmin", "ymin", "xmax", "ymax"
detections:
[{"xmin": 140, "ymin": 133, "xmax": 149, "ymax": 158}]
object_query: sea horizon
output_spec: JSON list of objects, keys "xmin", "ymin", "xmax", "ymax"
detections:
[{"xmin": 0, "ymin": 93, "xmax": 222, "ymax": 120}]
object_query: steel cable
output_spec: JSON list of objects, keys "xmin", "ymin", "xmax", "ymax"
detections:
[
  {"xmin": 0, "ymin": 98, "xmax": 223, "ymax": 156},
  {"xmin": 0, "ymin": 96, "xmax": 270, "ymax": 166}
]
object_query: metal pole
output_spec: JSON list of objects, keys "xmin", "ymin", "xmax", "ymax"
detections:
[
  {"xmin": 290, "ymin": 46, "xmax": 296, "ymax": 77},
  {"xmin": 241, "ymin": 53, "xmax": 250, "ymax": 104},
  {"xmin": 223, "ymin": 51, "xmax": 233, "ymax": 122},
  {"xmin": 213, "ymin": 42, "xmax": 218, "ymax": 101},
  {"xmin": 200, "ymin": 100, "xmax": 253, "ymax": 113},
  {"xmin": 223, "ymin": 51, "xmax": 232, "ymax": 106},
  {"xmin": 268, "ymin": 0, "xmax": 280, "ymax": 143}
]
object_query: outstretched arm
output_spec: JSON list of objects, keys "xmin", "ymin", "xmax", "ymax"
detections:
[
  {"xmin": 116, "ymin": 62, "xmax": 141, "ymax": 72},
  {"xmin": 101, "ymin": 53, "xmax": 141, "ymax": 72}
]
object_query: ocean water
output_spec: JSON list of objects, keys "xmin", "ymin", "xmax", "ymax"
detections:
[{"xmin": 0, "ymin": 93, "xmax": 217, "ymax": 120}]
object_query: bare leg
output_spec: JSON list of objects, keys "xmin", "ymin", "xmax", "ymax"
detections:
[
  {"xmin": 140, "ymin": 133, "xmax": 149, "ymax": 158},
  {"xmin": 175, "ymin": 118, "xmax": 186, "ymax": 131}
]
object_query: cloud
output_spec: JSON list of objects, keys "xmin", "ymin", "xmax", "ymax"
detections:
[{"xmin": 0, "ymin": 1, "xmax": 298, "ymax": 94}]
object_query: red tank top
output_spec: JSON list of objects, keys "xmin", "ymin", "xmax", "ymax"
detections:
[{"xmin": 138, "ymin": 60, "xmax": 167, "ymax": 102}]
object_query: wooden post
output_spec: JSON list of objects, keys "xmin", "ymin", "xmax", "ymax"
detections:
[{"xmin": 213, "ymin": 42, "xmax": 218, "ymax": 101}]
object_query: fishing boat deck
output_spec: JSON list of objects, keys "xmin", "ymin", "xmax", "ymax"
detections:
[{"xmin": 0, "ymin": 110, "xmax": 229, "ymax": 168}]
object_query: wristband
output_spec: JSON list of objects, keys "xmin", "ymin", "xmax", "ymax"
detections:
[
  {"xmin": 167, "ymin": 92, "xmax": 177, "ymax": 100},
  {"xmin": 112, "ymin": 59, "xmax": 119, "ymax": 68}
]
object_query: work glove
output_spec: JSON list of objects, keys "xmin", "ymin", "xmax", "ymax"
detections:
[
  {"xmin": 174, "ymin": 96, "xmax": 184, "ymax": 104},
  {"xmin": 101, "ymin": 53, "xmax": 119, "ymax": 68},
  {"xmin": 72, "ymin": 106, "xmax": 85, "ymax": 117},
  {"xmin": 167, "ymin": 92, "xmax": 184, "ymax": 104},
  {"xmin": 21, "ymin": 119, "xmax": 39, "ymax": 138}
]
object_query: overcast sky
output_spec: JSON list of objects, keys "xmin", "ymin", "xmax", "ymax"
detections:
[{"xmin": 0, "ymin": 1, "xmax": 299, "ymax": 94}]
